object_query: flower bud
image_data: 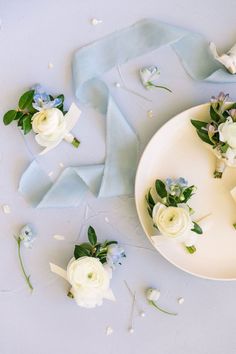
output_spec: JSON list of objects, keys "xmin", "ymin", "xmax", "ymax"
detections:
[{"xmin": 146, "ymin": 288, "xmax": 161, "ymax": 301}]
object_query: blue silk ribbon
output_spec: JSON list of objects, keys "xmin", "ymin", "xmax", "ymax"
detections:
[{"xmin": 19, "ymin": 19, "xmax": 236, "ymax": 208}]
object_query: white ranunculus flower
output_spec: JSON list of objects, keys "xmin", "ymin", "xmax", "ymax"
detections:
[
  {"xmin": 152, "ymin": 203, "xmax": 192, "ymax": 241},
  {"xmin": 31, "ymin": 103, "xmax": 81, "ymax": 155},
  {"xmin": 67, "ymin": 257, "xmax": 115, "ymax": 308},
  {"xmin": 218, "ymin": 117, "xmax": 236, "ymax": 148}
]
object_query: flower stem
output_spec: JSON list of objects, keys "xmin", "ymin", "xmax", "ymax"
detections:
[
  {"xmin": 17, "ymin": 238, "xmax": 33, "ymax": 291},
  {"xmin": 149, "ymin": 300, "xmax": 177, "ymax": 316},
  {"xmin": 214, "ymin": 158, "xmax": 225, "ymax": 178},
  {"xmin": 72, "ymin": 137, "xmax": 80, "ymax": 148},
  {"xmin": 147, "ymin": 82, "xmax": 172, "ymax": 93}
]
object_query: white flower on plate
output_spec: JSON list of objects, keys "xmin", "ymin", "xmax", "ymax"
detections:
[
  {"xmin": 32, "ymin": 103, "xmax": 81, "ymax": 155},
  {"xmin": 218, "ymin": 117, "xmax": 236, "ymax": 148},
  {"xmin": 152, "ymin": 203, "xmax": 193, "ymax": 242},
  {"xmin": 209, "ymin": 42, "xmax": 236, "ymax": 74},
  {"xmin": 50, "ymin": 256, "xmax": 115, "ymax": 309}
]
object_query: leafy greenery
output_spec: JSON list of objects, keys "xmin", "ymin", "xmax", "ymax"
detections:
[
  {"xmin": 74, "ymin": 226, "xmax": 119, "ymax": 264},
  {"xmin": 3, "ymin": 88, "xmax": 65, "ymax": 135}
]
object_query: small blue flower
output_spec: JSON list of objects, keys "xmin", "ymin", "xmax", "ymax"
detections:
[
  {"xmin": 32, "ymin": 91, "xmax": 62, "ymax": 111},
  {"xmin": 19, "ymin": 224, "xmax": 36, "ymax": 248},
  {"xmin": 165, "ymin": 177, "xmax": 188, "ymax": 196},
  {"xmin": 175, "ymin": 177, "xmax": 188, "ymax": 187},
  {"xmin": 106, "ymin": 244, "xmax": 125, "ymax": 269}
]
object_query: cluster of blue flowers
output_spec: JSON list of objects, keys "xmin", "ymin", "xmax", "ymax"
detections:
[
  {"xmin": 32, "ymin": 85, "xmax": 62, "ymax": 111},
  {"xmin": 165, "ymin": 177, "xmax": 188, "ymax": 197}
]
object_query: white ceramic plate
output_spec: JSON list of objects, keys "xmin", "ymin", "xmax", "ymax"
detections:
[{"xmin": 135, "ymin": 103, "xmax": 236, "ymax": 281}]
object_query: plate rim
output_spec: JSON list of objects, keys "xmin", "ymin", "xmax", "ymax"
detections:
[{"xmin": 135, "ymin": 102, "xmax": 236, "ymax": 282}]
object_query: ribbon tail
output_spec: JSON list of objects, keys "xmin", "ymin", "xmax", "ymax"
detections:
[{"xmin": 49, "ymin": 262, "xmax": 68, "ymax": 280}]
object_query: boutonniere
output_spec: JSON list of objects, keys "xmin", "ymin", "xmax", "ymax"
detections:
[
  {"xmin": 50, "ymin": 226, "xmax": 125, "ymax": 308},
  {"xmin": 3, "ymin": 85, "xmax": 81, "ymax": 155},
  {"xmin": 146, "ymin": 178, "xmax": 209, "ymax": 254},
  {"xmin": 191, "ymin": 92, "xmax": 236, "ymax": 178}
]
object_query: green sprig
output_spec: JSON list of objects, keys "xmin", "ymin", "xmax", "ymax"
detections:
[{"xmin": 74, "ymin": 226, "xmax": 118, "ymax": 264}]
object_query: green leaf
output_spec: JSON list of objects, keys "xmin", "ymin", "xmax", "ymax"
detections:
[
  {"xmin": 186, "ymin": 245, "xmax": 196, "ymax": 254},
  {"xmin": 74, "ymin": 245, "xmax": 91, "ymax": 259},
  {"xmin": 88, "ymin": 226, "xmax": 97, "ymax": 246},
  {"xmin": 15, "ymin": 111, "xmax": 24, "ymax": 120},
  {"xmin": 18, "ymin": 90, "xmax": 34, "ymax": 110},
  {"xmin": 196, "ymin": 129, "xmax": 214, "ymax": 146},
  {"xmin": 210, "ymin": 105, "xmax": 221, "ymax": 122},
  {"xmin": 190, "ymin": 119, "xmax": 208, "ymax": 130},
  {"xmin": 103, "ymin": 240, "xmax": 118, "ymax": 247},
  {"xmin": 79, "ymin": 242, "xmax": 93, "ymax": 252},
  {"xmin": 147, "ymin": 207, "xmax": 153, "ymax": 218},
  {"xmin": 146, "ymin": 189, "xmax": 155, "ymax": 206},
  {"xmin": 191, "ymin": 221, "xmax": 203, "ymax": 235},
  {"xmin": 155, "ymin": 179, "xmax": 167, "ymax": 198},
  {"xmin": 56, "ymin": 94, "xmax": 64, "ymax": 104},
  {"xmin": 3, "ymin": 110, "xmax": 17, "ymax": 125},
  {"xmin": 182, "ymin": 186, "xmax": 194, "ymax": 202},
  {"xmin": 220, "ymin": 143, "xmax": 229, "ymax": 154},
  {"xmin": 22, "ymin": 115, "xmax": 32, "ymax": 134}
]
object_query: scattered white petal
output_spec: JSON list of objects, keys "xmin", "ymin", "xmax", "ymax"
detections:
[
  {"xmin": 140, "ymin": 311, "xmax": 146, "ymax": 318},
  {"xmin": 2, "ymin": 205, "xmax": 11, "ymax": 214},
  {"xmin": 48, "ymin": 62, "xmax": 54, "ymax": 69},
  {"xmin": 106, "ymin": 326, "xmax": 113, "ymax": 336},
  {"xmin": 90, "ymin": 18, "xmax": 103, "ymax": 26},
  {"xmin": 147, "ymin": 110, "xmax": 153, "ymax": 118},
  {"xmin": 178, "ymin": 297, "xmax": 184, "ymax": 305},
  {"xmin": 115, "ymin": 82, "xmax": 121, "ymax": 88},
  {"xmin": 48, "ymin": 171, "xmax": 53, "ymax": 177},
  {"xmin": 128, "ymin": 327, "xmax": 134, "ymax": 334},
  {"xmin": 53, "ymin": 234, "xmax": 65, "ymax": 241},
  {"xmin": 59, "ymin": 162, "xmax": 64, "ymax": 168},
  {"xmin": 105, "ymin": 216, "xmax": 109, "ymax": 223}
]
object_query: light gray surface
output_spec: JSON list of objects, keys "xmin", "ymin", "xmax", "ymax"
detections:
[{"xmin": 1, "ymin": 1, "xmax": 236, "ymax": 353}]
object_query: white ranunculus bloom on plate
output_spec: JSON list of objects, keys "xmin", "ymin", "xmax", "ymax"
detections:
[
  {"xmin": 152, "ymin": 203, "xmax": 193, "ymax": 242},
  {"xmin": 50, "ymin": 256, "xmax": 115, "ymax": 309},
  {"xmin": 218, "ymin": 117, "xmax": 236, "ymax": 149},
  {"xmin": 32, "ymin": 103, "xmax": 81, "ymax": 155}
]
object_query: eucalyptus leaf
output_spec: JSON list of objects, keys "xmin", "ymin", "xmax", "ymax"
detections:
[
  {"xmin": 88, "ymin": 226, "xmax": 97, "ymax": 246},
  {"xmin": 18, "ymin": 90, "xmax": 34, "ymax": 110},
  {"xmin": 3, "ymin": 110, "xmax": 17, "ymax": 125}
]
